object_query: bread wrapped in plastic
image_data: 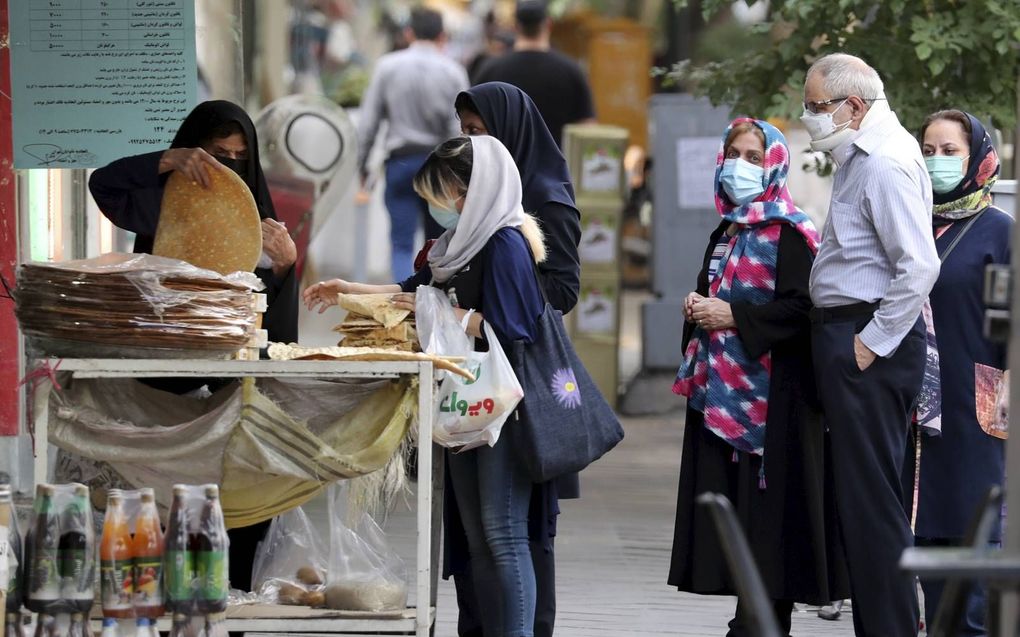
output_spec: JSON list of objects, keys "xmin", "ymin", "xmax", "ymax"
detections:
[{"xmin": 14, "ymin": 253, "xmax": 263, "ymax": 358}]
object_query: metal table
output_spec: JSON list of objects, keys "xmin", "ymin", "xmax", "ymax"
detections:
[{"xmin": 30, "ymin": 358, "xmax": 440, "ymax": 637}]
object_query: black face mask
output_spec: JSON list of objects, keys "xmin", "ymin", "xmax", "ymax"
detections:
[{"xmin": 214, "ymin": 155, "xmax": 249, "ymax": 183}]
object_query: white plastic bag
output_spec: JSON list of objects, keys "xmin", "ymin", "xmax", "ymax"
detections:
[
  {"xmin": 325, "ymin": 484, "xmax": 406, "ymax": 612},
  {"xmin": 414, "ymin": 285, "xmax": 472, "ymax": 365},
  {"xmin": 434, "ymin": 320, "xmax": 523, "ymax": 450},
  {"xmin": 251, "ymin": 506, "xmax": 328, "ymax": 604},
  {"xmin": 414, "ymin": 285, "xmax": 523, "ymax": 449}
]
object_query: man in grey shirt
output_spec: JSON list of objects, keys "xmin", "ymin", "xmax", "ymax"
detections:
[
  {"xmin": 357, "ymin": 7, "xmax": 468, "ymax": 280},
  {"xmin": 803, "ymin": 53, "xmax": 939, "ymax": 637}
]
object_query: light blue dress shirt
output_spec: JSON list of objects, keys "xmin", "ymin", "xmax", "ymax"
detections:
[{"xmin": 809, "ymin": 111, "xmax": 941, "ymax": 357}]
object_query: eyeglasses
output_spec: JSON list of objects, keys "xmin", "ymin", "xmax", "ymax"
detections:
[{"xmin": 803, "ymin": 96, "xmax": 848, "ymax": 114}]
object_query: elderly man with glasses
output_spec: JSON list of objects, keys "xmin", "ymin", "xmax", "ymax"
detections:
[{"xmin": 803, "ymin": 53, "xmax": 940, "ymax": 637}]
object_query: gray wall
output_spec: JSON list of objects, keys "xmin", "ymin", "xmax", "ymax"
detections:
[{"xmin": 643, "ymin": 94, "xmax": 732, "ymax": 370}]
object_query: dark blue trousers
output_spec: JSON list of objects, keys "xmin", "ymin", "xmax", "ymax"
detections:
[
  {"xmin": 812, "ymin": 311, "xmax": 924, "ymax": 637},
  {"xmin": 383, "ymin": 152, "xmax": 443, "ymax": 281}
]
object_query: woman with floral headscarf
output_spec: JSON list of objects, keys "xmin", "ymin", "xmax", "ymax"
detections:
[
  {"xmin": 668, "ymin": 118, "xmax": 848, "ymax": 635},
  {"xmin": 909, "ymin": 110, "xmax": 1012, "ymax": 635}
]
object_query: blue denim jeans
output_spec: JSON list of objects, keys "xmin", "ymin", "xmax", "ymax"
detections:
[
  {"xmin": 448, "ymin": 438, "xmax": 536, "ymax": 637},
  {"xmin": 383, "ymin": 153, "xmax": 442, "ymax": 281}
]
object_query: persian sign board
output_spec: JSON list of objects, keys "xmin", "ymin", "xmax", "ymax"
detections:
[
  {"xmin": 155, "ymin": 168, "xmax": 262, "ymax": 275},
  {"xmin": 10, "ymin": 0, "xmax": 198, "ymax": 169}
]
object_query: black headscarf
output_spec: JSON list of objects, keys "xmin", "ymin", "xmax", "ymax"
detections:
[
  {"xmin": 931, "ymin": 112, "xmax": 1000, "ymax": 208},
  {"xmin": 171, "ymin": 100, "xmax": 277, "ymax": 221},
  {"xmin": 456, "ymin": 82, "xmax": 578, "ymax": 215}
]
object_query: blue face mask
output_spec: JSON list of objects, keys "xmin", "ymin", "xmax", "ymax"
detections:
[
  {"xmin": 719, "ymin": 158, "xmax": 765, "ymax": 205},
  {"xmin": 428, "ymin": 201, "xmax": 460, "ymax": 230},
  {"xmin": 925, "ymin": 155, "xmax": 967, "ymax": 194}
]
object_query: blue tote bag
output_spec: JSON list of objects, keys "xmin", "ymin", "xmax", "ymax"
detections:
[{"xmin": 509, "ymin": 300, "xmax": 625, "ymax": 483}]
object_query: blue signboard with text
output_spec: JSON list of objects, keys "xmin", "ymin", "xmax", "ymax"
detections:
[{"xmin": 10, "ymin": 0, "xmax": 197, "ymax": 168}]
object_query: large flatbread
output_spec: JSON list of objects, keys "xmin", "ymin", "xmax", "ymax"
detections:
[
  {"xmin": 337, "ymin": 293, "xmax": 410, "ymax": 329},
  {"xmin": 266, "ymin": 343, "xmax": 473, "ymax": 381},
  {"xmin": 155, "ymin": 167, "xmax": 262, "ymax": 275},
  {"xmin": 334, "ymin": 321, "xmax": 416, "ymax": 341}
]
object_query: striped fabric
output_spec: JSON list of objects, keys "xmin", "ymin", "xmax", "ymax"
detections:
[
  {"xmin": 706, "ymin": 235, "xmax": 732, "ymax": 280},
  {"xmin": 673, "ymin": 119, "xmax": 819, "ymax": 456},
  {"xmin": 808, "ymin": 110, "xmax": 941, "ymax": 357}
]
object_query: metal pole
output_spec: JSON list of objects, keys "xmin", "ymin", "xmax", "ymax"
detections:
[{"xmin": 1001, "ymin": 154, "xmax": 1020, "ymax": 635}]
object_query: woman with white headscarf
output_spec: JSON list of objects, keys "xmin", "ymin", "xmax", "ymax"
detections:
[
  {"xmin": 405, "ymin": 135, "xmax": 546, "ymax": 637},
  {"xmin": 305, "ymin": 135, "xmax": 546, "ymax": 636},
  {"xmin": 397, "ymin": 135, "xmax": 546, "ymax": 635}
]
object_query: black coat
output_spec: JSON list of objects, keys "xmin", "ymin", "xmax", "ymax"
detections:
[{"xmin": 668, "ymin": 221, "xmax": 849, "ymax": 604}]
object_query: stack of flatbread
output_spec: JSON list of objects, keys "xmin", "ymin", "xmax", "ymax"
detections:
[
  {"xmin": 334, "ymin": 293, "xmax": 419, "ymax": 352},
  {"xmin": 15, "ymin": 253, "xmax": 260, "ymax": 358}
]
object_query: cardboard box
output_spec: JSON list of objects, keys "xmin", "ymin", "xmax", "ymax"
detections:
[
  {"xmin": 566, "ymin": 273, "xmax": 621, "ymax": 407},
  {"xmin": 563, "ymin": 125, "xmax": 629, "ymax": 201},
  {"xmin": 577, "ymin": 203, "xmax": 622, "ymax": 275}
]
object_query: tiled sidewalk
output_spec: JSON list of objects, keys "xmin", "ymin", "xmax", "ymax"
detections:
[{"xmin": 375, "ymin": 416, "xmax": 858, "ymax": 636}]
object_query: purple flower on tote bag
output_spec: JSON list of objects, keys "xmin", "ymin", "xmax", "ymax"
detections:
[{"xmin": 551, "ymin": 368, "xmax": 582, "ymax": 409}]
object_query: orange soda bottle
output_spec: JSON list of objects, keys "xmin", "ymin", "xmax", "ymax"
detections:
[
  {"xmin": 99, "ymin": 490, "xmax": 133, "ymax": 619},
  {"xmin": 132, "ymin": 488, "xmax": 164, "ymax": 618}
]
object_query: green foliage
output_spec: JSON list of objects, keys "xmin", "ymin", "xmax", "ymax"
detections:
[{"xmin": 667, "ymin": 0, "xmax": 1020, "ymax": 132}]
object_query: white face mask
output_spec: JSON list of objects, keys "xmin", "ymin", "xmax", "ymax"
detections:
[{"xmin": 800, "ymin": 99, "xmax": 852, "ymax": 142}]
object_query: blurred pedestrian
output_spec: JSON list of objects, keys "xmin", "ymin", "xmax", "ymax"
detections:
[
  {"xmin": 466, "ymin": 11, "xmax": 515, "ymax": 84},
  {"xmin": 803, "ymin": 53, "xmax": 940, "ymax": 637},
  {"xmin": 670, "ymin": 118, "xmax": 847, "ymax": 636},
  {"xmin": 357, "ymin": 7, "xmax": 468, "ymax": 280},
  {"xmin": 474, "ymin": 0, "xmax": 595, "ymax": 148},
  {"xmin": 909, "ymin": 109, "xmax": 1010, "ymax": 636}
]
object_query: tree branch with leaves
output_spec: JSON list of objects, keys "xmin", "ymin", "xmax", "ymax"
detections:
[{"xmin": 665, "ymin": 0, "xmax": 1020, "ymax": 140}]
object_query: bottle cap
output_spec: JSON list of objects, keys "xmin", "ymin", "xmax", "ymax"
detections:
[
  {"xmin": 136, "ymin": 618, "xmax": 150, "ymax": 627},
  {"xmin": 140, "ymin": 487, "xmax": 155, "ymax": 502},
  {"xmin": 102, "ymin": 618, "xmax": 117, "ymax": 627},
  {"xmin": 172, "ymin": 484, "xmax": 188, "ymax": 496},
  {"xmin": 204, "ymin": 484, "xmax": 219, "ymax": 498},
  {"xmin": 36, "ymin": 484, "xmax": 55, "ymax": 497},
  {"xmin": 73, "ymin": 484, "xmax": 89, "ymax": 497}
]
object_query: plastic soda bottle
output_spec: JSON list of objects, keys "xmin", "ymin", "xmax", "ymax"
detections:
[
  {"xmin": 99, "ymin": 618, "xmax": 119, "ymax": 637},
  {"xmin": 195, "ymin": 486, "xmax": 227, "ymax": 614},
  {"xmin": 164, "ymin": 486, "xmax": 193, "ymax": 614},
  {"xmin": 25, "ymin": 485, "xmax": 60, "ymax": 613},
  {"xmin": 100, "ymin": 491, "xmax": 133, "ymax": 618},
  {"xmin": 3, "ymin": 614, "xmax": 24, "ymax": 637},
  {"xmin": 134, "ymin": 618, "xmax": 159, "ymax": 637},
  {"xmin": 0, "ymin": 485, "xmax": 22, "ymax": 614},
  {"xmin": 31, "ymin": 614, "xmax": 55, "ymax": 637},
  {"xmin": 203, "ymin": 613, "xmax": 227, "ymax": 637},
  {"xmin": 132, "ymin": 488, "xmax": 164, "ymax": 618},
  {"xmin": 68, "ymin": 612, "xmax": 89, "ymax": 637},
  {"xmin": 59, "ymin": 484, "xmax": 94, "ymax": 614},
  {"xmin": 168, "ymin": 614, "xmax": 189, "ymax": 637}
]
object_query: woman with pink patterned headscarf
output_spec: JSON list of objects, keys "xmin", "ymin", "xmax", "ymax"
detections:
[{"xmin": 668, "ymin": 118, "xmax": 848, "ymax": 635}]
